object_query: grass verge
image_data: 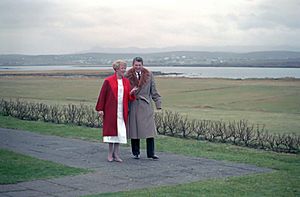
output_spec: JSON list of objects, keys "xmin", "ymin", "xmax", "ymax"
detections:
[
  {"xmin": 0, "ymin": 115, "xmax": 102, "ymax": 142},
  {"xmin": 0, "ymin": 149, "xmax": 90, "ymax": 184}
]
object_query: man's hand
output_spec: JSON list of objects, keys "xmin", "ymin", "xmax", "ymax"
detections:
[{"xmin": 130, "ymin": 86, "xmax": 139, "ymax": 95}]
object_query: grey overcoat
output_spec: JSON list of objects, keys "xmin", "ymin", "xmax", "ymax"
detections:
[{"xmin": 125, "ymin": 67, "xmax": 162, "ymax": 139}]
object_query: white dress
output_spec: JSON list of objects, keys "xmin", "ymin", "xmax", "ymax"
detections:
[{"xmin": 103, "ymin": 79, "xmax": 127, "ymax": 144}]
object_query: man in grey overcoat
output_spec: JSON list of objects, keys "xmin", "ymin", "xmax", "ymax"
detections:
[{"xmin": 125, "ymin": 57, "xmax": 162, "ymax": 159}]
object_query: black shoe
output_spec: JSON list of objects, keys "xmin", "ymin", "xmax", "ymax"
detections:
[
  {"xmin": 147, "ymin": 155, "xmax": 159, "ymax": 160},
  {"xmin": 133, "ymin": 154, "xmax": 140, "ymax": 159}
]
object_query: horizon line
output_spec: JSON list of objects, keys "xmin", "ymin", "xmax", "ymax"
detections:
[{"xmin": 1, "ymin": 49, "xmax": 300, "ymax": 56}]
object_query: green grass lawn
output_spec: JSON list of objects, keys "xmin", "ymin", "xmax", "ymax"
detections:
[
  {"xmin": 0, "ymin": 115, "xmax": 102, "ymax": 141},
  {"xmin": 0, "ymin": 115, "xmax": 299, "ymax": 196},
  {"xmin": 0, "ymin": 75, "xmax": 299, "ymax": 134},
  {"xmin": 0, "ymin": 148, "xmax": 90, "ymax": 184}
]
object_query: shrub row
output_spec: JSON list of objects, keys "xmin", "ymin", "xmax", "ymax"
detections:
[
  {"xmin": 0, "ymin": 99, "xmax": 102, "ymax": 128},
  {"xmin": 0, "ymin": 99, "xmax": 299, "ymax": 153},
  {"xmin": 154, "ymin": 110, "xmax": 300, "ymax": 153}
]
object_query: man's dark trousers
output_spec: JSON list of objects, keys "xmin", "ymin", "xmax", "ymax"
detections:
[{"xmin": 131, "ymin": 138, "xmax": 155, "ymax": 157}]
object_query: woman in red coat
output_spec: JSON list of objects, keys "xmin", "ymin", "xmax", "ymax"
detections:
[{"xmin": 96, "ymin": 60, "xmax": 137, "ymax": 162}]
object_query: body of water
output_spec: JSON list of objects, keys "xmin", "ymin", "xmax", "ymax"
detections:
[
  {"xmin": 1, "ymin": 65, "xmax": 300, "ymax": 79},
  {"xmin": 151, "ymin": 66, "xmax": 300, "ymax": 79}
]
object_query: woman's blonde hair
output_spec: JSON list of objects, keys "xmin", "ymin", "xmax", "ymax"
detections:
[{"xmin": 112, "ymin": 60, "xmax": 127, "ymax": 71}]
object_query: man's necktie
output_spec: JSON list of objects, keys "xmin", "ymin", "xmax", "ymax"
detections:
[{"xmin": 138, "ymin": 72, "xmax": 141, "ymax": 80}]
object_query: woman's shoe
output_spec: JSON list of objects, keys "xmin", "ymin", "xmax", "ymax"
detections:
[
  {"xmin": 107, "ymin": 155, "xmax": 114, "ymax": 162},
  {"xmin": 113, "ymin": 156, "xmax": 123, "ymax": 162}
]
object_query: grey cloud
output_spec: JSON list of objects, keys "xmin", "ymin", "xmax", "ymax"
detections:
[
  {"xmin": 1, "ymin": 0, "xmax": 300, "ymax": 54},
  {"xmin": 0, "ymin": 0, "xmax": 114, "ymax": 29},
  {"xmin": 0, "ymin": 0, "xmax": 61, "ymax": 28},
  {"xmin": 64, "ymin": 6, "xmax": 118, "ymax": 28},
  {"xmin": 236, "ymin": 0, "xmax": 300, "ymax": 30},
  {"xmin": 259, "ymin": 2, "xmax": 300, "ymax": 29}
]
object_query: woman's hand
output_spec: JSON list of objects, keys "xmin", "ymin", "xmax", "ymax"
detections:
[
  {"xmin": 98, "ymin": 111, "xmax": 104, "ymax": 118},
  {"xmin": 130, "ymin": 86, "xmax": 138, "ymax": 95}
]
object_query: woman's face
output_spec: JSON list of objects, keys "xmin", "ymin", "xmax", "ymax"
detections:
[
  {"xmin": 133, "ymin": 61, "xmax": 143, "ymax": 72},
  {"xmin": 116, "ymin": 63, "xmax": 127, "ymax": 77}
]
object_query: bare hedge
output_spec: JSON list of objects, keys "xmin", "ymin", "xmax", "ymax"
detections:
[
  {"xmin": 1, "ymin": 98, "xmax": 299, "ymax": 153},
  {"xmin": 154, "ymin": 111, "xmax": 299, "ymax": 154},
  {"xmin": 0, "ymin": 99, "xmax": 102, "ymax": 128}
]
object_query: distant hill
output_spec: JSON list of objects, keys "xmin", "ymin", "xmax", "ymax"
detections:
[{"xmin": 1, "ymin": 51, "xmax": 300, "ymax": 67}]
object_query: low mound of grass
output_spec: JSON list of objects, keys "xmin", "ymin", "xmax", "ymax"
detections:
[{"xmin": 0, "ymin": 149, "xmax": 90, "ymax": 184}]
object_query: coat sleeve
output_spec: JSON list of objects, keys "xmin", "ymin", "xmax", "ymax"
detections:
[
  {"xmin": 129, "ymin": 92, "xmax": 136, "ymax": 101},
  {"xmin": 150, "ymin": 73, "xmax": 162, "ymax": 109},
  {"xmin": 95, "ymin": 80, "xmax": 108, "ymax": 111},
  {"xmin": 126, "ymin": 80, "xmax": 136, "ymax": 101}
]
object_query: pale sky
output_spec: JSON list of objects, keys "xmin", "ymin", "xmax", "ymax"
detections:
[{"xmin": 1, "ymin": 0, "xmax": 300, "ymax": 54}]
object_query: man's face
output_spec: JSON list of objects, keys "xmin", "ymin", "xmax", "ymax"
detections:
[{"xmin": 133, "ymin": 61, "xmax": 143, "ymax": 72}]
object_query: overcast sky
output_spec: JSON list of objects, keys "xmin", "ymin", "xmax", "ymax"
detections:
[{"xmin": 1, "ymin": 0, "xmax": 300, "ymax": 54}]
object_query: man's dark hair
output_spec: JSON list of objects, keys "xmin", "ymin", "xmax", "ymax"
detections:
[{"xmin": 132, "ymin": 57, "xmax": 143, "ymax": 65}]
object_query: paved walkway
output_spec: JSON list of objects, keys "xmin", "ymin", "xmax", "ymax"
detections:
[{"xmin": 0, "ymin": 128, "xmax": 272, "ymax": 197}]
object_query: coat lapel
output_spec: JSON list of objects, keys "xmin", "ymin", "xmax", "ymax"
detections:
[
  {"xmin": 107, "ymin": 73, "xmax": 118, "ymax": 99},
  {"xmin": 126, "ymin": 68, "xmax": 150, "ymax": 88}
]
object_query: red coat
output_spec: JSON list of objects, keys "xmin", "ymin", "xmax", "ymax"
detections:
[{"xmin": 95, "ymin": 73, "xmax": 135, "ymax": 136}]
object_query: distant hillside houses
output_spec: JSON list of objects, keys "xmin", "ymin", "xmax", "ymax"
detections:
[{"xmin": 0, "ymin": 51, "xmax": 300, "ymax": 67}]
